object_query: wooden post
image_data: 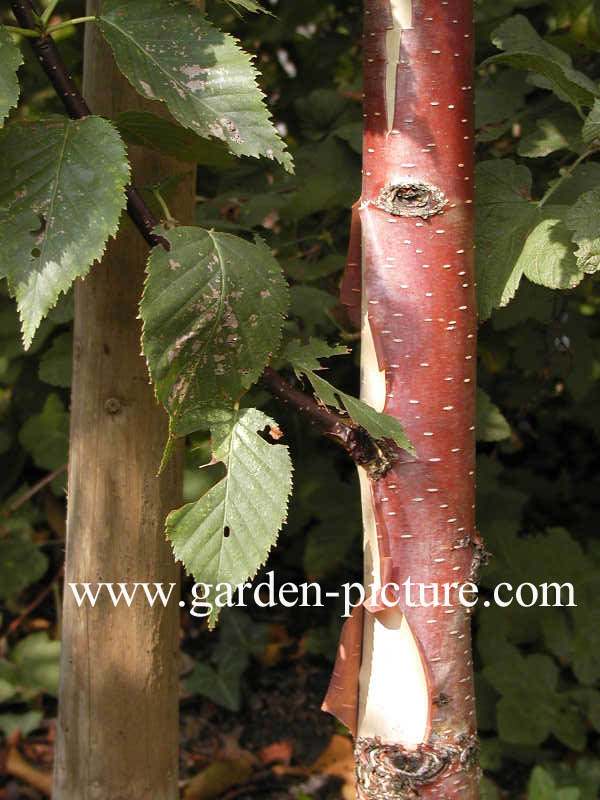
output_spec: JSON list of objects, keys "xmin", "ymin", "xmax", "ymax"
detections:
[{"xmin": 52, "ymin": 4, "xmax": 196, "ymax": 797}]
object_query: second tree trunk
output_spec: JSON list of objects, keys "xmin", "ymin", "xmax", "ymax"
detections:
[{"xmin": 335, "ymin": 1, "xmax": 480, "ymax": 797}]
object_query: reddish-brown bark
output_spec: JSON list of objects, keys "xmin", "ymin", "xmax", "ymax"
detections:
[{"xmin": 327, "ymin": 1, "xmax": 480, "ymax": 797}]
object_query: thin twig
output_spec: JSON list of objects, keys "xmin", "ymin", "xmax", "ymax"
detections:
[
  {"xmin": 4, "ymin": 564, "xmax": 64, "ymax": 639},
  {"xmin": 6, "ymin": 464, "xmax": 67, "ymax": 514},
  {"xmin": 3, "ymin": 23, "xmax": 39, "ymax": 36},
  {"xmin": 538, "ymin": 145, "xmax": 599, "ymax": 208},
  {"xmin": 46, "ymin": 16, "xmax": 97, "ymax": 35}
]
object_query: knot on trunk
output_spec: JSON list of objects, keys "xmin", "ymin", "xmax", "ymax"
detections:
[{"xmin": 374, "ymin": 182, "xmax": 446, "ymax": 218}]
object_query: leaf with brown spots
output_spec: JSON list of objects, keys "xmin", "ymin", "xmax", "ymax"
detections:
[
  {"xmin": 0, "ymin": 118, "xmax": 129, "ymax": 347},
  {"xmin": 97, "ymin": 0, "xmax": 292, "ymax": 170},
  {"xmin": 141, "ymin": 226, "xmax": 289, "ymax": 436}
]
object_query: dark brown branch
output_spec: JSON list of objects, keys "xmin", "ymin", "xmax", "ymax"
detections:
[
  {"xmin": 8, "ymin": 0, "xmax": 38, "ymax": 30},
  {"xmin": 9, "ymin": 0, "xmax": 169, "ymax": 251},
  {"xmin": 262, "ymin": 367, "xmax": 394, "ymax": 479}
]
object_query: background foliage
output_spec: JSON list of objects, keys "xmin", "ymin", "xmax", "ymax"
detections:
[{"xmin": 0, "ymin": 0, "xmax": 599, "ymax": 797}]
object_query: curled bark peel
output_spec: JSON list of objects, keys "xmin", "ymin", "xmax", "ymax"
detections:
[
  {"xmin": 321, "ymin": 605, "xmax": 364, "ymax": 736},
  {"xmin": 328, "ymin": 0, "xmax": 481, "ymax": 796}
]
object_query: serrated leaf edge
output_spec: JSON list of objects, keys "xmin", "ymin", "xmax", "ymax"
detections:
[
  {"xmin": 165, "ymin": 408, "xmax": 293, "ymax": 627},
  {"xmin": 96, "ymin": 5, "xmax": 293, "ymax": 171},
  {"xmin": 3, "ymin": 117, "xmax": 130, "ymax": 348},
  {"xmin": 0, "ymin": 28, "xmax": 24, "ymax": 128}
]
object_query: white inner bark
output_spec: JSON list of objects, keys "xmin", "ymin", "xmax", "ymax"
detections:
[
  {"xmin": 358, "ymin": 603, "xmax": 429, "ymax": 745},
  {"xmin": 357, "ymin": 309, "xmax": 429, "ymax": 748},
  {"xmin": 385, "ymin": 0, "xmax": 412, "ymax": 131}
]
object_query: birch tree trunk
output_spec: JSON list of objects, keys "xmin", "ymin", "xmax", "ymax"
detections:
[
  {"xmin": 328, "ymin": 1, "xmax": 481, "ymax": 797},
  {"xmin": 51, "ymin": 5, "xmax": 196, "ymax": 797}
]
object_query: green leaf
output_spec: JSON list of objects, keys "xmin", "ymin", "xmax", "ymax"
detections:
[
  {"xmin": 334, "ymin": 121, "xmax": 363, "ymax": 153},
  {"xmin": 475, "ymin": 70, "xmax": 529, "ymax": 140},
  {"xmin": 97, "ymin": 0, "xmax": 292, "ymax": 171},
  {"xmin": 0, "ymin": 711, "xmax": 43, "ymax": 738},
  {"xmin": 0, "ymin": 534, "xmax": 48, "ymax": 598},
  {"xmin": 185, "ymin": 608, "xmax": 267, "ymax": 709},
  {"xmin": 0, "ymin": 428, "xmax": 11, "ymax": 455},
  {"xmin": 222, "ymin": 0, "xmax": 274, "ymax": 14},
  {"xmin": 519, "ymin": 122, "xmax": 569, "ymax": 158},
  {"xmin": 0, "ymin": 28, "xmax": 23, "ymax": 128},
  {"xmin": 476, "ymin": 159, "xmax": 537, "ymax": 319},
  {"xmin": 565, "ymin": 188, "xmax": 600, "ymax": 274},
  {"xmin": 11, "ymin": 632, "xmax": 61, "ymax": 697},
  {"xmin": 303, "ymin": 626, "xmax": 338, "ymax": 661},
  {"xmin": 284, "ymin": 338, "xmax": 349, "ymax": 373},
  {"xmin": 142, "ymin": 227, "xmax": 288, "ymax": 436},
  {"xmin": 186, "ymin": 652, "xmax": 246, "ymax": 711},
  {"xmin": 283, "ymin": 254, "xmax": 345, "ymax": 283},
  {"xmin": 528, "ymin": 766, "xmax": 558, "ymax": 800},
  {"xmin": 214, "ymin": 607, "xmax": 268, "ymax": 660},
  {"xmin": 476, "ymin": 160, "xmax": 585, "ymax": 318},
  {"xmin": 486, "ymin": 651, "xmax": 558, "ymax": 698},
  {"xmin": 0, "ymin": 661, "xmax": 17, "ymax": 703},
  {"xmin": 39, "ymin": 332, "xmax": 72, "ymax": 387},
  {"xmin": 485, "ymin": 649, "xmax": 587, "ymax": 750},
  {"xmin": 517, "ymin": 109, "xmax": 585, "ymax": 158},
  {"xmin": 289, "ymin": 286, "xmax": 338, "ymax": 336},
  {"xmin": 491, "ymin": 278, "xmax": 555, "ymax": 330},
  {"xmin": 289, "ymin": 137, "xmax": 359, "ymax": 218},
  {"xmin": 304, "ymin": 520, "xmax": 354, "ymax": 578},
  {"xmin": 546, "ymin": 162, "xmax": 600, "ymax": 205},
  {"xmin": 476, "ymin": 388, "xmax": 511, "ymax": 441},
  {"xmin": 572, "ymin": 689, "xmax": 600, "ymax": 733},
  {"xmin": 527, "ymin": 765, "xmax": 580, "ymax": 800},
  {"xmin": 0, "ymin": 117, "xmax": 129, "ymax": 347},
  {"xmin": 582, "ymin": 98, "xmax": 600, "ymax": 144},
  {"xmin": 286, "ymin": 352, "xmax": 346, "ymax": 405},
  {"xmin": 496, "ymin": 694, "xmax": 556, "ymax": 746},
  {"xmin": 571, "ymin": 578, "xmax": 600, "ymax": 685},
  {"xmin": 114, "ymin": 111, "xmax": 237, "ymax": 168},
  {"xmin": 339, "ymin": 393, "xmax": 414, "ymax": 455},
  {"xmin": 166, "ymin": 407, "xmax": 292, "ymax": 627},
  {"xmin": 19, "ymin": 393, "xmax": 69, "ymax": 471},
  {"xmin": 482, "ymin": 15, "xmax": 599, "ymax": 110},
  {"xmin": 295, "ymin": 89, "xmax": 347, "ymax": 138},
  {"xmin": 480, "ymin": 776, "xmax": 501, "ymax": 800},
  {"xmin": 521, "ymin": 209, "xmax": 582, "ymax": 289},
  {"xmin": 284, "ymin": 340, "xmax": 415, "ymax": 455}
]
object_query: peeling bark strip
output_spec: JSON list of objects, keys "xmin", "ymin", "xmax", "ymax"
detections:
[{"xmin": 328, "ymin": 0, "xmax": 480, "ymax": 797}]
